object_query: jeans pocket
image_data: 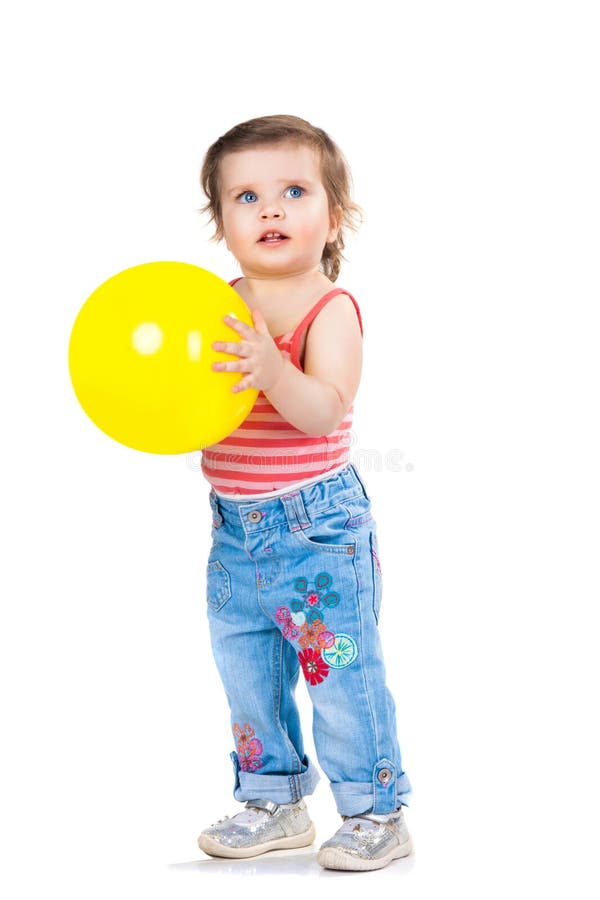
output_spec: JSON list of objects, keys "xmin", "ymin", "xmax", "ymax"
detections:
[
  {"xmin": 291, "ymin": 503, "xmax": 356, "ymax": 555},
  {"xmin": 370, "ymin": 530, "xmax": 383, "ymax": 623},
  {"xmin": 206, "ymin": 560, "xmax": 232, "ymax": 612},
  {"xmin": 343, "ymin": 495, "xmax": 374, "ymax": 530}
]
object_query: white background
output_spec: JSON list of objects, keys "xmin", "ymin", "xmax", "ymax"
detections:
[{"xmin": 1, "ymin": 1, "xmax": 598, "ymax": 896}]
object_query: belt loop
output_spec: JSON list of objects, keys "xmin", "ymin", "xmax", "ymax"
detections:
[
  {"xmin": 209, "ymin": 489, "xmax": 224, "ymax": 527},
  {"xmin": 350, "ymin": 463, "xmax": 370, "ymax": 501},
  {"xmin": 280, "ymin": 490, "xmax": 310, "ymax": 533},
  {"xmin": 292, "ymin": 491, "xmax": 310, "ymax": 528}
]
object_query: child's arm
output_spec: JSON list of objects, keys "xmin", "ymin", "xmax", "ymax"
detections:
[
  {"xmin": 212, "ymin": 294, "xmax": 363, "ymax": 436},
  {"xmin": 265, "ymin": 295, "xmax": 362, "ymax": 435}
]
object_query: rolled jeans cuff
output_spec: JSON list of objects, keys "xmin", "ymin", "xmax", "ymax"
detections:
[
  {"xmin": 330, "ymin": 770, "xmax": 413, "ymax": 817},
  {"xmin": 230, "ymin": 751, "xmax": 321, "ymax": 804}
]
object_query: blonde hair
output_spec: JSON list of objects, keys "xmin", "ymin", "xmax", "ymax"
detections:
[{"xmin": 199, "ymin": 114, "xmax": 363, "ymax": 282}]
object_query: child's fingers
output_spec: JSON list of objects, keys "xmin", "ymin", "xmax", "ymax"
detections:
[
  {"xmin": 212, "ymin": 358, "xmax": 251, "ymax": 373},
  {"xmin": 212, "ymin": 340, "xmax": 250, "ymax": 356},
  {"xmin": 231, "ymin": 374, "xmax": 254, "ymax": 394},
  {"xmin": 251, "ymin": 308, "xmax": 270, "ymax": 335},
  {"xmin": 223, "ymin": 315, "xmax": 254, "ymax": 338}
]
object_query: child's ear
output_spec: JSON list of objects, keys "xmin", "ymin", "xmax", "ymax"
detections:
[{"xmin": 327, "ymin": 204, "xmax": 343, "ymax": 243}]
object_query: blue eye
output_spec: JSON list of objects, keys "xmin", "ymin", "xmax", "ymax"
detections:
[
  {"xmin": 285, "ymin": 185, "xmax": 304, "ymax": 198},
  {"xmin": 238, "ymin": 191, "xmax": 257, "ymax": 203}
]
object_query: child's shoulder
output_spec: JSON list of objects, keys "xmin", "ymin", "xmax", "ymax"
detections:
[{"xmin": 307, "ymin": 288, "xmax": 363, "ymax": 338}]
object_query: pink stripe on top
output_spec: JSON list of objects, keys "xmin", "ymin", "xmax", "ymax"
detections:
[{"xmin": 201, "ymin": 278, "xmax": 363, "ymax": 497}]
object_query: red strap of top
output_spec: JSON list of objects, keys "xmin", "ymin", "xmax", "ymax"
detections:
[
  {"xmin": 288, "ymin": 289, "xmax": 363, "ymax": 370},
  {"xmin": 228, "ymin": 278, "xmax": 363, "ymax": 370}
]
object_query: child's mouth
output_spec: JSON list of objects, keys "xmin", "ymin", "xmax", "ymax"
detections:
[{"xmin": 259, "ymin": 232, "xmax": 289, "ymax": 244}]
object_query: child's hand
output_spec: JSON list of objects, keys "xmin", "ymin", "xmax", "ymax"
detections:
[{"xmin": 211, "ymin": 309, "xmax": 285, "ymax": 394}]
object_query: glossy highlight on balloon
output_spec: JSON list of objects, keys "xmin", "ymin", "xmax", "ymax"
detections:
[{"xmin": 68, "ymin": 261, "xmax": 258, "ymax": 454}]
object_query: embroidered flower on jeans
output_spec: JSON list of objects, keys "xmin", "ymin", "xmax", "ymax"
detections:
[
  {"xmin": 298, "ymin": 648, "xmax": 330, "ymax": 685},
  {"xmin": 315, "ymin": 573, "xmax": 331, "ymax": 590},
  {"xmin": 321, "ymin": 633, "xmax": 358, "ymax": 669},
  {"xmin": 293, "ymin": 572, "xmax": 339, "ymax": 613},
  {"xmin": 233, "ymin": 723, "xmax": 264, "ymax": 772},
  {"xmin": 283, "ymin": 621, "xmax": 300, "ymax": 640},
  {"xmin": 298, "ymin": 619, "xmax": 331, "ymax": 651},
  {"xmin": 283, "ymin": 573, "xmax": 356, "ymax": 672},
  {"xmin": 275, "ymin": 605, "xmax": 300, "ymax": 640}
]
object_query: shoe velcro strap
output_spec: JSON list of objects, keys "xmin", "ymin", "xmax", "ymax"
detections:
[{"xmin": 245, "ymin": 798, "xmax": 279, "ymax": 815}]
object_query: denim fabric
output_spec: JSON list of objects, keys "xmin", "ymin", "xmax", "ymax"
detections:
[{"xmin": 205, "ymin": 463, "xmax": 413, "ymax": 817}]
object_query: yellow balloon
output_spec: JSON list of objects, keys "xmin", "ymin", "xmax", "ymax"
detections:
[{"xmin": 68, "ymin": 262, "xmax": 258, "ymax": 454}]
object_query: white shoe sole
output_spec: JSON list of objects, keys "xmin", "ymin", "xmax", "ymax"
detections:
[
  {"xmin": 317, "ymin": 834, "xmax": 413, "ymax": 871},
  {"xmin": 198, "ymin": 822, "xmax": 316, "ymax": 859}
]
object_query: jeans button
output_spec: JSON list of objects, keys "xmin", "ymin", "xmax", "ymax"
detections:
[
  {"xmin": 377, "ymin": 768, "xmax": 392, "ymax": 785},
  {"xmin": 247, "ymin": 510, "xmax": 263, "ymax": 523}
]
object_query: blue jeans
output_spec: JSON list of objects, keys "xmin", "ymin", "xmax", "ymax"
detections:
[{"xmin": 205, "ymin": 463, "xmax": 412, "ymax": 817}]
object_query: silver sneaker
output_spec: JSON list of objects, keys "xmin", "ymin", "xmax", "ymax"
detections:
[
  {"xmin": 317, "ymin": 809, "xmax": 413, "ymax": 871},
  {"xmin": 197, "ymin": 798, "xmax": 316, "ymax": 859}
]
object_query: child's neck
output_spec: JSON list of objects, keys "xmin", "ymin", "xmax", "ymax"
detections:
[{"xmin": 236, "ymin": 269, "xmax": 331, "ymax": 304}]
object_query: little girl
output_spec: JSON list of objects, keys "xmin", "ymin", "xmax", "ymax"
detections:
[{"xmin": 196, "ymin": 115, "xmax": 413, "ymax": 872}]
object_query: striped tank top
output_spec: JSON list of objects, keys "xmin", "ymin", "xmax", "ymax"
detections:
[{"xmin": 201, "ymin": 278, "xmax": 363, "ymax": 497}]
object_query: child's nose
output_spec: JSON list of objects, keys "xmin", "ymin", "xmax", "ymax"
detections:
[{"xmin": 259, "ymin": 199, "xmax": 285, "ymax": 219}]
